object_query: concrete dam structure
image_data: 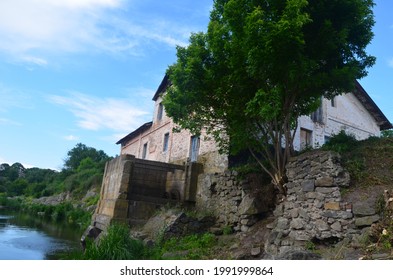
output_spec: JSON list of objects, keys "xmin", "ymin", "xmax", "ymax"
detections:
[{"xmin": 87, "ymin": 154, "xmax": 201, "ymax": 234}]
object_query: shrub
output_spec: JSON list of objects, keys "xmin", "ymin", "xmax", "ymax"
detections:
[{"xmin": 322, "ymin": 130, "xmax": 358, "ymax": 153}]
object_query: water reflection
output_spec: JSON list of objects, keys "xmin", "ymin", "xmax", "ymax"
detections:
[{"xmin": 0, "ymin": 211, "xmax": 82, "ymax": 260}]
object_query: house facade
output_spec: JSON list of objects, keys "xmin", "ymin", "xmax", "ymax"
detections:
[
  {"xmin": 117, "ymin": 76, "xmax": 392, "ymax": 172},
  {"xmin": 294, "ymin": 81, "xmax": 392, "ymax": 150},
  {"xmin": 116, "ymin": 76, "xmax": 228, "ymax": 173}
]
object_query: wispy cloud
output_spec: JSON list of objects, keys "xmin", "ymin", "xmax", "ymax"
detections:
[
  {"xmin": 0, "ymin": 83, "xmax": 32, "ymax": 112},
  {"xmin": 0, "ymin": 0, "xmax": 203, "ymax": 64},
  {"xmin": 64, "ymin": 135, "xmax": 80, "ymax": 141},
  {"xmin": 0, "ymin": 118, "xmax": 22, "ymax": 126},
  {"xmin": 20, "ymin": 56, "xmax": 48, "ymax": 67},
  {"xmin": 388, "ymin": 58, "xmax": 393, "ymax": 68},
  {"xmin": 49, "ymin": 91, "xmax": 151, "ymax": 133}
]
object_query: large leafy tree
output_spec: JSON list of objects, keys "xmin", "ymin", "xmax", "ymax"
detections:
[
  {"xmin": 164, "ymin": 0, "xmax": 375, "ymax": 193},
  {"xmin": 63, "ymin": 143, "xmax": 111, "ymax": 172}
]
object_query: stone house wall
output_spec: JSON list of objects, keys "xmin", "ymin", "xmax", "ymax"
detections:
[{"xmin": 120, "ymin": 94, "xmax": 228, "ymax": 173}]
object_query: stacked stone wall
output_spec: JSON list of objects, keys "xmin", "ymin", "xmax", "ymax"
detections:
[
  {"xmin": 197, "ymin": 171, "xmax": 274, "ymax": 232},
  {"xmin": 265, "ymin": 150, "xmax": 360, "ymax": 256}
]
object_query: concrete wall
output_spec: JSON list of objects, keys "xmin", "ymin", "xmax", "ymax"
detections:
[{"xmin": 91, "ymin": 154, "xmax": 201, "ymax": 230}]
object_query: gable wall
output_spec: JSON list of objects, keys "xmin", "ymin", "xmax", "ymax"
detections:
[
  {"xmin": 120, "ymin": 95, "xmax": 227, "ymax": 173},
  {"xmin": 294, "ymin": 92, "xmax": 381, "ymax": 150}
]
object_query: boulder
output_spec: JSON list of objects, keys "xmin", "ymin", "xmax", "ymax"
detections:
[{"xmin": 238, "ymin": 194, "xmax": 268, "ymax": 215}]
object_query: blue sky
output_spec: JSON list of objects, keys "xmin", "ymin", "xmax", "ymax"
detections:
[{"xmin": 0, "ymin": 0, "xmax": 392, "ymax": 170}]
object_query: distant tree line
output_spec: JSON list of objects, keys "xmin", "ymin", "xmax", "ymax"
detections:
[{"xmin": 0, "ymin": 143, "xmax": 112, "ymax": 199}]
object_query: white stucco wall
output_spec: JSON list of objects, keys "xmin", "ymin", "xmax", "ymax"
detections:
[{"xmin": 293, "ymin": 92, "xmax": 381, "ymax": 150}]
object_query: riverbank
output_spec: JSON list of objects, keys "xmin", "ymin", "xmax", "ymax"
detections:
[{"xmin": 0, "ymin": 192, "xmax": 95, "ymax": 230}]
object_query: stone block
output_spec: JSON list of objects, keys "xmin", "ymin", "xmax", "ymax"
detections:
[
  {"xmin": 315, "ymin": 220, "xmax": 330, "ymax": 231},
  {"xmin": 290, "ymin": 218, "xmax": 304, "ymax": 230},
  {"xmin": 290, "ymin": 208, "xmax": 299, "ymax": 218},
  {"xmin": 251, "ymin": 247, "xmax": 261, "ymax": 256},
  {"xmin": 352, "ymin": 203, "xmax": 376, "ymax": 217},
  {"xmin": 355, "ymin": 215, "xmax": 380, "ymax": 227},
  {"xmin": 288, "ymin": 230, "xmax": 311, "ymax": 241},
  {"xmin": 331, "ymin": 221, "xmax": 342, "ymax": 232},
  {"xmin": 315, "ymin": 176, "xmax": 335, "ymax": 187},
  {"xmin": 276, "ymin": 217, "xmax": 289, "ymax": 230},
  {"xmin": 301, "ymin": 180, "xmax": 315, "ymax": 192},
  {"xmin": 238, "ymin": 193, "xmax": 269, "ymax": 215},
  {"xmin": 324, "ymin": 202, "xmax": 340, "ymax": 211},
  {"xmin": 315, "ymin": 187, "xmax": 336, "ymax": 194}
]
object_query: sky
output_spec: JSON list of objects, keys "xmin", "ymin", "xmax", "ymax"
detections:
[{"xmin": 0, "ymin": 0, "xmax": 392, "ymax": 170}]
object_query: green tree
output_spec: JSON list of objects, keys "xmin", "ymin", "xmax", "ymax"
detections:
[
  {"xmin": 164, "ymin": 0, "xmax": 375, "ymax": 193},
  {"xmin": 63, "ymin": 143, "xmax": 110, "ymax": 172},
  {"xmin": 381, "ymin": 129, "xmax": 393, "ymax": 138}
]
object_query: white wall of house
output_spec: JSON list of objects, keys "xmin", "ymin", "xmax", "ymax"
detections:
[
  {"xmin": 119, "ymin": 78, "xmax": 387, "ymax": 172},
  {"xmin": 293, "ymin": 92, "xmax": 381, "ymax": 150}
]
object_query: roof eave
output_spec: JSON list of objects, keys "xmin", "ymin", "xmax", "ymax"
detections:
[
  {"xmin": 354, "ymin": 81, "xmax": 393, "ymax": 131},
  {"xmin": 116, "ymin": 121, "xmax": 153, "ymax": 145}
]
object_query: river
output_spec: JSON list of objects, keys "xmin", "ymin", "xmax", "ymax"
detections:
[{"xmin": 0, "ymin": 209, "xmax": 82, "ymax": 260}]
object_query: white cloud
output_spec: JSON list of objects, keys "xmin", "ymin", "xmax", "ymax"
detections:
[
  {"xmin": 64, "ymin": 135, "xmax": 80, "ymax": 141},
  {"xmin": 0, "ymin": 0, "xmax": 201, "ymax": 64},
  {"xmin": 49, "ymin": 91, "xmax": 151, "ymax": 133},
  {"xmin": 20, "ymin": 56, "xmax": 48, "ymax": 67}
]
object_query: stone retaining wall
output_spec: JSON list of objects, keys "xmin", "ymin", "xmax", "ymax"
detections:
[
  {"xmin": 265, "ymin": 150, "xmax": 380, "ymax": 257},
  {"xmin": 196, "ymin": 171, "xmax": 274, "ymax": 232}
]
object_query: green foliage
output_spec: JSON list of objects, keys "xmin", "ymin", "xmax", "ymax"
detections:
[
  {"xmin": 322, "ymin": 130, "xmax": 358, "ymax": 153},
  {"xmin": 64, "ymin": 143, "xmax": 110, "ymax": 172},
  {"xmin": 157, "ymin": 233, "xmax": 216, "ymax": 260},
  {"xmin": 305, "ymin": 240, "xmax": 317, "ymax": 251},
  {"xmin": 20, "ymin": 201, "xmax": 91, "ymax": 228},
  {"xmin": 68, "ymin": 224, "xmax": 147, "ymax": 260},
  {"xmin": 164, "ymin": 0, "xmax": 375, "ymax": 190},
  {"xmin": 381, "ymin": 129, "xmax": 393, "ymax": 138},
  {"xmin": 222, "ymin": 225, "xmax": 233, "ymax": 235},
  {"xmin": 345, "ymin": 158, "xmax": 366, "ymax": 182},
  {"xmin": 0, "ymin": 143, "xmax": 110, "ymax": 199},
  {"xmin": 84, "ymin": 194, "xmax": 100, "ymax": 207}
]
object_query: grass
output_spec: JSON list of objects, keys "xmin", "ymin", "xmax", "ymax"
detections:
[
  {"xmin": 64, "ymin": 222, "xmax": 217, "ymax": 260},
  {"xmin": 65, "ymin": 223, "xmax": 148, "ymax": 260},
  {"xmin": 156, "ymin": 232, "xmax": 216, "ymax": 260}
]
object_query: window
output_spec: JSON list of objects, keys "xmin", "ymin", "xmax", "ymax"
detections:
[
  {"xmin": 311, "ymin": 106, "xmax": 323, "ymax": 123},
  {"xmin": 331, "ymin": 97, "xmax": 336, "ymax": 107},
  {"xmin": 163, "ymin": 133, "xmax": 169, "ymax": 152},
  {"xmin": 142, "ymin": 143, "xmax": 148, "ymax": 159},
  {"xmin": 300, "ymin": 128, "xmax": 312, "ymax": 150},
  {"xmin": 189, "ymin": 136, "xmax": 200, "ymax": 162},
  {"xmin": 157, "ymin": 103, "xmax": 164, "ymax": 121}
]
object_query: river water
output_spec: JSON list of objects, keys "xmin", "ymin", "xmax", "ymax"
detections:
[{"xmin": 0, "ymin": 209, "xmax": 82, "ymax": 260}]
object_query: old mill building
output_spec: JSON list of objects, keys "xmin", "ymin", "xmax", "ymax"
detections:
[{"xmin": 117, "ymin": 75, "xmax": 392, "ymax": 173}]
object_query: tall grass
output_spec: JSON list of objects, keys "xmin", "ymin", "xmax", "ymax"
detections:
[{"xmin": 66, "ymin": 224, "xmax": 147, "ymax": 260}]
